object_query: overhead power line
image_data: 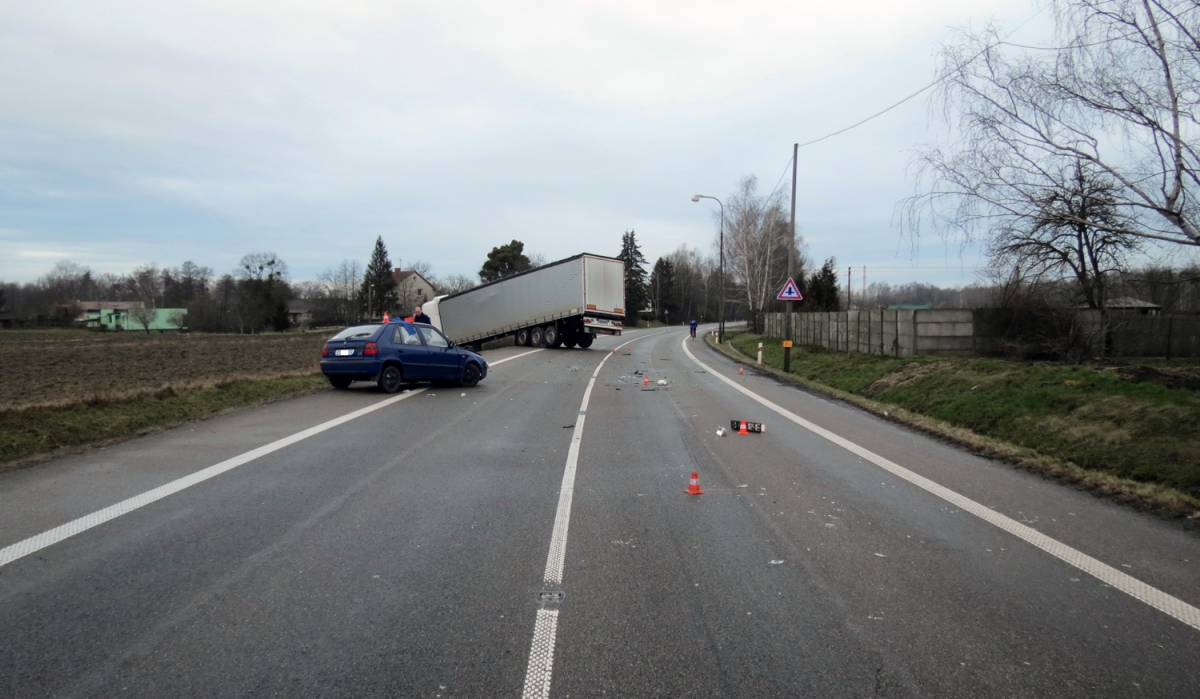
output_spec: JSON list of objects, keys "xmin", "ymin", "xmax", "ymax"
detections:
[{"xmin": 795, "ymin": 9, "xmax": 1046, "ymax": 150}]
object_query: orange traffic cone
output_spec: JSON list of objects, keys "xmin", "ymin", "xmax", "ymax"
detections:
[
  {"xmin": 685, "ymin": 471, "xmax": 704, "ymax": 495},
  {"xmin": 738, "ymin": 366, "xmax": 744, "ymax": 375},
  {"xmin": 738, "ymin": 420, "xmax": 750, "ymax": 435},
  {"xmin": 382, "ymin": 312, "xmax": 390, "ymax": 323},
  {"xmin": 643, "ymin": 374, "xmax": 650, "ymax": 386}
]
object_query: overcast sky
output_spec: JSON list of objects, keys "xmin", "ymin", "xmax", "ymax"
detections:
[{"xmin": 1, "ymin": 0, "xmax": 1051, "ymax": 287}]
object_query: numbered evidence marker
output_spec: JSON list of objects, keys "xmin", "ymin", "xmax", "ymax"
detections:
[
  {"xmin": 777, "ymin": 278, "xmax": 803, "ymax": 301},
  {"xmin": 782, "ymin": 340, "xmax": 793, "ymax": 348}
]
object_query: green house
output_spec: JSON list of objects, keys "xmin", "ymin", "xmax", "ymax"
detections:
[{"xmin": 89, "ymin": 308, "xmax": 187, "ymax": 331}]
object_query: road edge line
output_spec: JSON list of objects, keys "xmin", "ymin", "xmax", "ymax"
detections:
[{"xmin": 680, "ymin": 336, "xmax": 1200, "ymax": 633}]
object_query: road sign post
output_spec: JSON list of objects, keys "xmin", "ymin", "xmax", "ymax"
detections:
[{"xmin": 776, "ymin": 279, "xmax": 803, "ymax": 373}]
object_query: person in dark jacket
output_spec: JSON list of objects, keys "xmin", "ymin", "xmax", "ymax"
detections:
[{"xmin": 412, "ymin": 306, "xmax": 432, "ymax": 324}]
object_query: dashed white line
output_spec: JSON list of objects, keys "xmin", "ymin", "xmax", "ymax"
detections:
[
  {"xmin": 521, "ymin": 331, "xmax": 666, "ymax": 699},
  {"xmin": 682, "ymin": 336, "xmax": 1200, "ymax": 633}
]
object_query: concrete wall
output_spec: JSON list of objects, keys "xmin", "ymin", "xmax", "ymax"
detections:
[
  {"xmin": 766, "ymin": 309, "xmax": 976, "ymax": 357},
  {"xmin": 764, "ymin": 309, "xmax": 1200, "ymax": 358}
]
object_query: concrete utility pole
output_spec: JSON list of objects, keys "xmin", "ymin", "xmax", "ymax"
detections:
[
  {"xmin": 847, "ymin": 267, "xmax": 852, "ymax": 310},
  {"xmin": 784, "ymin": 143, "xmax": 798, "ymax": 373}
]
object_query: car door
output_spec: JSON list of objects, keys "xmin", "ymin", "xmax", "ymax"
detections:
[
  {"xmin": 415, "ymin": 326, "xmax": 463, "ymax": 381},
  {"xmin": 391, "ymin": 324, "xmax": 431, "ymax": 380}
]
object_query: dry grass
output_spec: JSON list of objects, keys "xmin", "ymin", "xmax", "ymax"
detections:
[{"xmin": 712, "ymin": 333, "xmax": 1200, "ymax": 520}]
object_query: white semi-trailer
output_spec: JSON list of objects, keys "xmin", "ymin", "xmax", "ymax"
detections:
[{"xmin": 423, "ymin": 253, "xmax": 625, "ymax": 350}]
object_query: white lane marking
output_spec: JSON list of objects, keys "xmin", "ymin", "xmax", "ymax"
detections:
[
  {"xmin": 0, "ymin": 388, "xmax": 427, "ymax": 568},
  {"xmin": 681, "ymin": 337, "xmax": 1200, "ymax": 633},
  {"xmin": 521, "ymin": 330, "xmax": 667, "ymax": 699},
  {"xmin": 0, "ymin": 346, "xmax": 550, "ymax": 570},
  {"xmin": 489, "ymin": 348, "xmax": 544, "ymax": 366},
  {"xmin": 522, "ymin": 609, "xmax": 559, "ymax": 699}
]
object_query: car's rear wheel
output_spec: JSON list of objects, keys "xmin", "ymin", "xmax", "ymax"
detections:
[
  {"xmin": 460, "ymin": 362, "xmax": 482, "ymax": 387},
  {"xmin": 543, "ymin": 324, "xmax": 559, "ymax": 347},
  {"xmin": 329, "ymin": 376, "xmax": 352, "ymax": 389},
  {"xmin": 530, "ymin": 326, "xmax": 545, "ymax": 347},
  {"xmin": 515, "ymin": 328, "xmax": 530, "ymax": 346},
  {"xmin": 577, "ymin": 333, "xmax": 594, "ymax": 348},
  {"xmin": 377, "ymin": 364, "xmax": 404, "ymax": 393}
]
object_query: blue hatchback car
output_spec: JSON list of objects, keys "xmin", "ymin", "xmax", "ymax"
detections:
[{"xmin": 321, "ymin": 321, "xmax": 488, "ymax": 392}]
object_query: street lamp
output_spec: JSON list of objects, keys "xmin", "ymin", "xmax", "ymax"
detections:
[{"xmin": 691, "ymin": 194, "xmax": 725, "ymax": 342}]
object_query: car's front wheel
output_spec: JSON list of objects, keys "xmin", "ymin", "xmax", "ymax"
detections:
[
  {"xmin": 329, "ymin": 376, "xmax": 352, "ymax": 389},
  {"xmin": 460, "ymin": 362, "xmax": 482, "ymax": 387},
  {"xmin": 377, "ymin": 364, "xmax": 404, "ymax": 393}
]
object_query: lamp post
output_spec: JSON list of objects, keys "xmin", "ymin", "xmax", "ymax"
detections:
[{"xmin": 691, "ymin": 194, "xmax": 725, "ymax": 342}]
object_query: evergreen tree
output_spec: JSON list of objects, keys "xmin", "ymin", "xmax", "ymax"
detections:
[
  {"xmin": 805, "ymin": 257, "xmax": 840, "ymax": 312},
  {"xmin": 479, "ymin": 240, "xmax": 532, "ymax": 282},
  {"xmin": 616, "ymin": 230, "xmax": 648, "ymax": 323},
  {"xmin": 649, "ymin": 257, "xmax": 677, "ymax": 323},
  {"xmin": 360, "ymin": 237, "xmax": 399, "ymax": 320}
]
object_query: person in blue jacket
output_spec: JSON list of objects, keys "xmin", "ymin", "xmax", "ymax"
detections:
[{"xmin": 689, "ymin": 319, "xmax": 698, "ymax": 339}]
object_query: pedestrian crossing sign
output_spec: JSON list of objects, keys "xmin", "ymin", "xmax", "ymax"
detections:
[{"xmin": 777, "ymin": 277, "xmax": 803, "ymax": 301}]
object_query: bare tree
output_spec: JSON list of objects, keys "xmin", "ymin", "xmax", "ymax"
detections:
[
  {"xmin": 904, "ymin": 0, "xmax": 1200, "ymax": 249},
  {"xmin": 435, "ymin": 273, "xmax": 477, "ymax": 294},
  {"xmin": 128, "ymin": 305, "xmax": 158, "ymax": 334},
  {"xmin": 317, "ymin": 260, "xmax": 362, "ymax": 325},
  {"xmin": 989, "ymin": 161, "xmax": 1141, "ymax": 310},
  {"xmin": 165, "ymin": 309, "xmax": 187, "ymax": 331},
  {"xmin": 723, "ymin": 176, "xmax": 803, "ymax": 329},
  {"xmin": 236, "ymin": 253, "xmax": 288, "ymax": 281}
]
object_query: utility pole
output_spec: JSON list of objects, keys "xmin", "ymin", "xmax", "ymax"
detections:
[
  {"xmin": 785, "ymin": 143, "xmax": 798, "ymax": 373},
  {"xmin": 847, "ymin": 266, "xmax": 852, "ymax": 310}
]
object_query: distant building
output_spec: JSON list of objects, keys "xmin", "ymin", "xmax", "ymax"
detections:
[
  {"xmin": 76, "ymin": 301, "xmax": 145, "ymax": 328},
  {"xmin": 287, "ymin": 300, "xmax": 314, "ymax": 327},
  {"xmin": 392, "ymin": 269, "xmax": 438, "ymax": 310},
  {"xmin": 1077, "ymin": 297, "xmax": 1162, "ymax": 316},
  {"xmin": 91, "ymin": 307, "xmax": 187, "ymax": 331}
]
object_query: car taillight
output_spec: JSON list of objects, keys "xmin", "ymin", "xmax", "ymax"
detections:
[
  {"xmin": 364, "ymin": 342, "xmax": 378, "ymax": 356},
  {"xmin": 322, "ymin": 344, "xmax": 329, "ymax": 357}
]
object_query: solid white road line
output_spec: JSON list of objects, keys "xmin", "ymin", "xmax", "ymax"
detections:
[
  {"xmin": 682, "ymin": 337, "xmax": 1200, "ymax": 633},
  {"xmin": 0, "ymin": 347, "xmax": 543, "ymax": 570},
  {"xmin": 521, "ymin": 331, "xmax": 667, "ymax": 699}
]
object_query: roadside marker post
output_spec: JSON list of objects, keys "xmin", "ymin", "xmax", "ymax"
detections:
[{"xmin": 757, "ymin": 342, "xmax": 763, "ymax": 365}]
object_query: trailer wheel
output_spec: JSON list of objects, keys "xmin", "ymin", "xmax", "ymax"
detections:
[
  {"xmin": 563, "ymin": 336, "xmax": 578, "ymax": 349},
  {"xmin": 543, "ymin": 324, "xmax": 560, "ymax": 347},
  {"xmin": 515, "ymin": 328, "xmax": 531, "ymax": 346},
  {"xmin": 577, "ymin": 333, "xmax": 594, "ymax": 348},
  {"xmin": 530, "ymin": 326, "xmax": 545, "ymax": 347}
]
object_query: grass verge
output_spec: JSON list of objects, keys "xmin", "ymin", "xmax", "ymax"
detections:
[
  {"xmin": 0, "ymin": 374, "xmax": 328, "ymax": 470},
  {"xmin": 710, "ymin": 332, "xmax": 1200, "ymax": 519}
]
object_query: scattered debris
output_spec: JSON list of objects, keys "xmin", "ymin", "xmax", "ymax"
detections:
[
  {"xmin": 569, "ymin": 366, "xmax": 580, "ymax": 372},
  {"xmin": 563, "ymin": 424, "xmax": 574, "ymax": 428},
  {"xmin": 873, "ymin": 553, "xmax": 887, "ymax": 558},
  {"xmin": 769, "ymin": 560, "xmax": 784, "ymax": 565},
  {"xmin": 715, "ymin": 427, "xmax": 726, "ymax": 437},
  {"xmin": 657, "ymin": 379, "xmax": 668, "ymax": 386}
]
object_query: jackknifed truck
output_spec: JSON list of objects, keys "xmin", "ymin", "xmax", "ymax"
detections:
[{"xmin": 423, "ymin": 253, "xmax": 625, "ymax": 350}]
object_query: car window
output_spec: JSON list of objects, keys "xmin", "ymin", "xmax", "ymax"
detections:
[
  {"xmin": 331, "ymin": 324, "xmax": 381, "ymax": 340},
  {"xmin": 393, "ymin": 325, "xmax": 422, "ymax": 346},
  {"xmin": 417, "ymin": 326, "xmax": 450, "ymax": 348}
]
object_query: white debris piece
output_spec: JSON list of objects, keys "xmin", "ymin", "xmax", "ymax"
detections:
[
  {"xmin": 657, "ymin": 379, "xmax": 668, "ymax": 386},
  {"xmin": 873, "ymin": 553, "xmax": 887, "ymax": 558},
  {"xmin": 715, "ymin": 428, "xmax": 726, "ymax": 437},
  {"xmin": 769, "ymin": 560, "xmax": 784, "ymax": 565}
]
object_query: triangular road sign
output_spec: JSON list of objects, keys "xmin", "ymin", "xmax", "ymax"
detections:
[{"xmin": 777, "ymin": 277, "xmax": 803, "ymax": 301}]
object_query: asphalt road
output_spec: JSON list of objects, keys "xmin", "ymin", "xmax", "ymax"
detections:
[{"xmin": 2, "ymin": 327, "xmax": 1199, "ymax": 698}]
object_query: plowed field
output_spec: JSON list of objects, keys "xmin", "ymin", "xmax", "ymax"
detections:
[{"xmin": 1, "ymin": 330, "xmax": 330, "ymax": 410}]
